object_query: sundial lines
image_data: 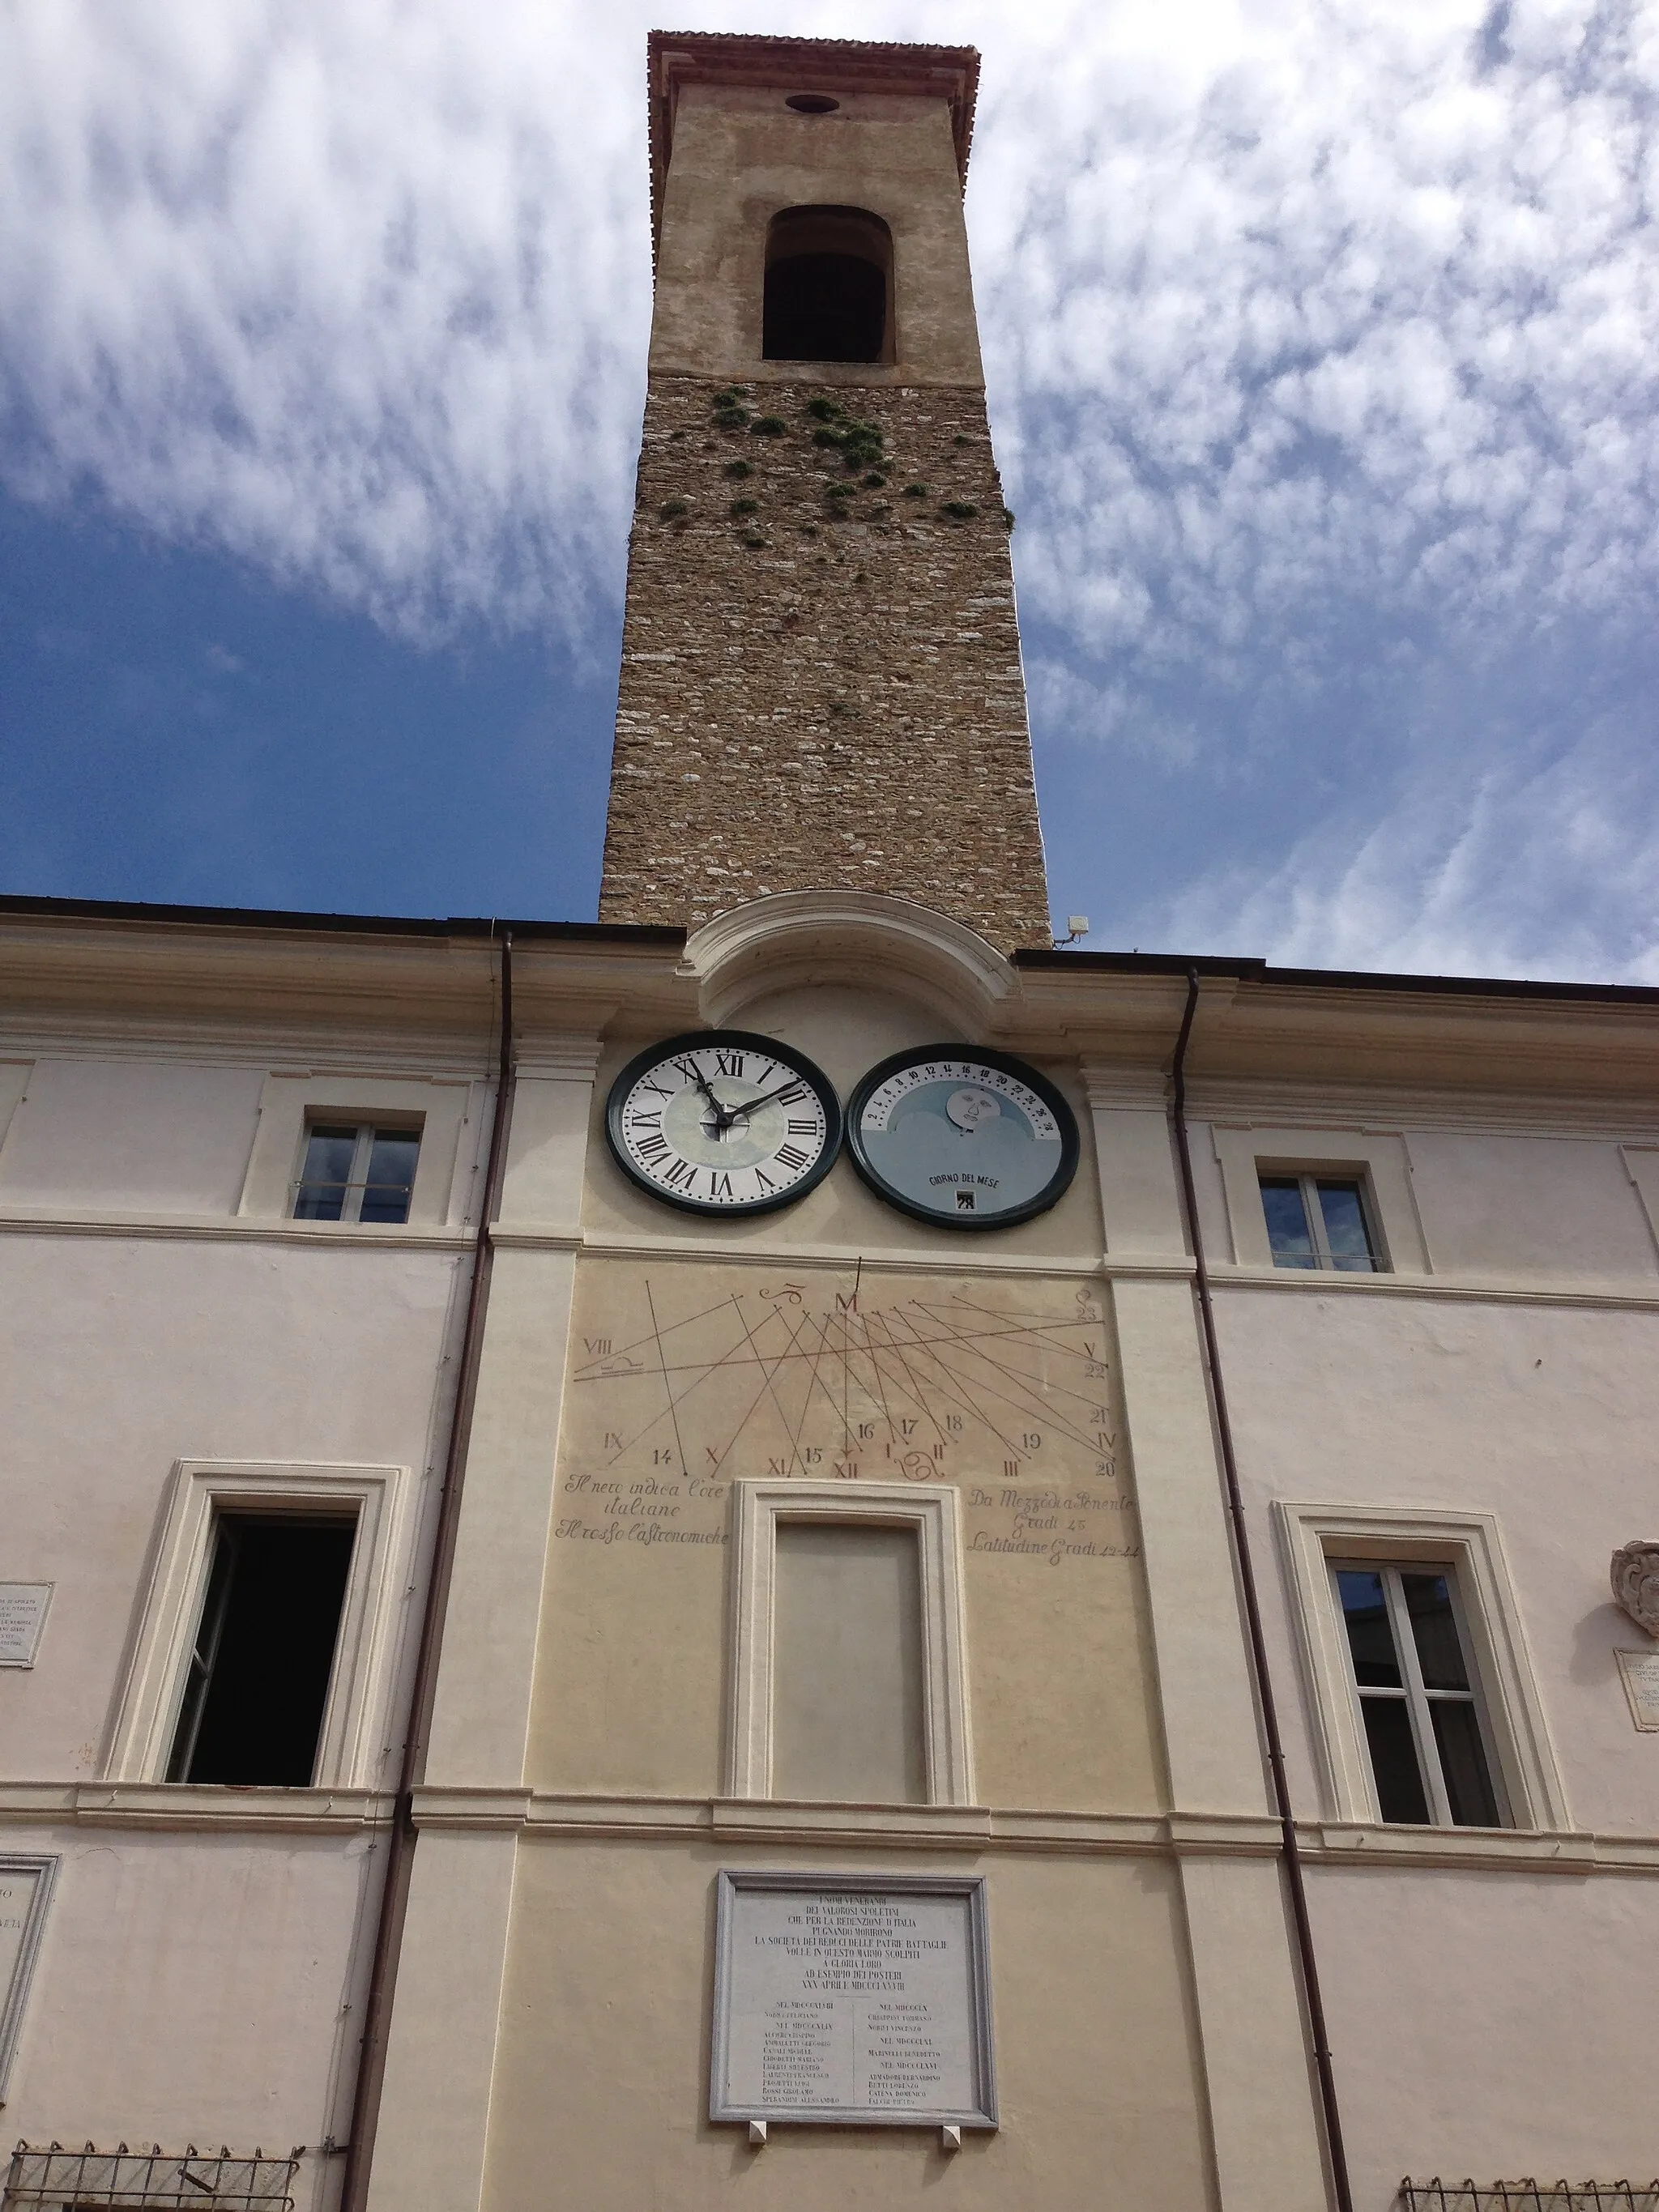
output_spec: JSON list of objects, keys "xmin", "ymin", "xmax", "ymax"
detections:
[
  {"xmin": 570, "ymin": 1276, "xmax": 1115, "ymax": 1481},
  {"xmin": 900, "ymin": 1301, "xmax": 1115, "ymax": 1454}
]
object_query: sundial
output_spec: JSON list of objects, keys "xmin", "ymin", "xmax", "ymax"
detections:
[{"xmin": 558, "ymin": 1264, "xmax": 1135, "ymax": 1569}]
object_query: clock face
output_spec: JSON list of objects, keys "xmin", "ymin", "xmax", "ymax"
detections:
[
  {"xmin": 605, "ymin": 1030, "xmax": 842, "ymax": 1217},
  {"xmin": 847, "ymin": 1046, "xmax": 1079, "ymax": 1229}
]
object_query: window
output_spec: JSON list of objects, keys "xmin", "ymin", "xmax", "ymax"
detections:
[
  {"xmin": 292, "ymin": 1121, "xmax": 420, "ymax": 1224},
  {"xmin": 106, "ymin": 1460, "xmax": 414, "ymax": 1791},
  {"xmin": 1260, "ymin": 1172, "xmax": 1381, "ymax": 1272},
  {"xmin": 771, "ymin": 1523, "xmax": 925, "ymax": 1802},
  {"xmin": 1273, "ymin": 1502, "xmax": 1569, "ymax": 1833},
  {"xmin": 166, "ymin": 1512, "xmax": 357, "ymax": 1786},
  {"xmin": 727, "ymin": 1483, "xmax": 972, "ymax": 1804},
  {"xmin": 1209, "ymin": 1126, "xmax": 1429, "ymax": 1274},
  {"xmin": 1331, "ymin": 1562, "xmax": 1501, "ymax": 1825},
  {"xmin": 763, "ymin": 205, "xmax": 893, "ymax": 363},
  {"xmin": 237, "ymin": 1073, "xmax": 471, "ymax": 1226}
]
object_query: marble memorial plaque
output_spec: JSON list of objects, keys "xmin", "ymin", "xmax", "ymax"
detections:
[
  {"xmin": 710, "ymin": 1873, "xmax": 996, "ymax": 2129},
  {"xmin": 0, "ymin": 1857, "xmax": 57, "ymax": 2097},
  {"xmin": 1616, "ymin": 1647, "xmax": 1659, "ymax": 1732},
  {"xmin": 0, "ymin": 1585, "xmax": 52, "ymax": 1668}
]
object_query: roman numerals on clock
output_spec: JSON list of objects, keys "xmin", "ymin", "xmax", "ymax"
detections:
[{"xmin": 605, "ymin": 1031, "xmax": 843, "ymax": 1217}]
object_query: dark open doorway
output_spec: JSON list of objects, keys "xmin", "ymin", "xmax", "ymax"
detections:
[
  {"xmin": 763, "ymin": 206, "xmax": 893, "ymax": 364},
  {"xmin": 168, "ymin": 1512, "xmax": 357, "ymax": 1786}
]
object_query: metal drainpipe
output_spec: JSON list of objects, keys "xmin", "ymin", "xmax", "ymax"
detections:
[
  {"xmin": 339, "ymin": 927, "xmax": 516, "ymax": 2212},
  {"xmin": 1170, "ymin": 969, "xmax": 1354, "ymax": 2212}
]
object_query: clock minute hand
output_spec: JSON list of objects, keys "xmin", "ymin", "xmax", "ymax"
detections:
[{"xmin": 736, "ymin": 1078, "xmax": 806, "ymax": 1115}]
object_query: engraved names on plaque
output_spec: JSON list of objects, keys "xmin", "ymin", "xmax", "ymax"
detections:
[
  {"xmin": 1616, "ymin": 1647, "xmax": 1659, "ymax": 1733},
  {"xmin": 710, "ymin": 1873, "xmax": 996, "ymax": 2129},
  {"xmin": 0, "ymin": 1585, "xmax": 52, "ymax": 1668}
]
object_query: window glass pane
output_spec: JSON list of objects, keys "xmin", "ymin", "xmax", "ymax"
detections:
[
  {"xmin": 1316, "ymin": 1180, "xmax": 1376, "ymax": 1272},
  {"xmin": 772, "ymin": 1523, "xmax": 925, "ymax": 1804},
  {"xmin": 1260, "ymin": 1178, "xmax": 1316, "ymax": 1268},
  {"xmin": 359, "ymin": 1129, "xmax": 420, "ymax": 1225},
  {"xmin": 1336, "ymin": 1569, "xmax": 1403, "ymax": 1686},
  {"xmin": 1400, "ymin": 1571, "xmax": 1470, "ymax": 1690},
  {"xmin": 1430, "ymin": 1699, "xmax": 1500, "ymax": 1827},
  {"xmin": 1358, "ymin": 1694, "xmax": 1431, "ymax": 1822},
  {"xmin": 293, "ymin": 1125, "xmax": 357, "ymax": 1221}
]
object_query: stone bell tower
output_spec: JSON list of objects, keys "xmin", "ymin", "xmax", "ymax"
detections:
[{"xmin": 597, "ymin": 32, "xmax": 1052, "ymax": 954}]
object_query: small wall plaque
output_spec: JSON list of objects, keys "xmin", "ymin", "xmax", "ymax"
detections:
[
  {"xmin": 0, "ymin": 1587, "xmax": 52, "ymax": 1669},
  {"xmin": 710, "ymin": 1871, "xmax": 996, "ymax": 2132},
  {"xmin": 1616, "ymin": 1649, "xmax": 1659, "ymax": 1733},
  {"xmin": 0, "ymin": 1856, "xmax": 58, "ymax": 2101}
]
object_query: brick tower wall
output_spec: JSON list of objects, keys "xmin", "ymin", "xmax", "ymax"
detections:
[
  {"xmin": 599, "ymin": 39, "xmax": 1052, "ymax": 954},
  {"xmin": 599, "ymin": 374, "xmax": 1050, "ymax": 952}
]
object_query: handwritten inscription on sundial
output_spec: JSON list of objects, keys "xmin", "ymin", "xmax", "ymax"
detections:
[{"xmin": 557, "ymin": 1262, "xmax": 1136, "ymax": 1570}]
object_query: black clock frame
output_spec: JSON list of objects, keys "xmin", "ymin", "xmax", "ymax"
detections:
[
  {"xmin": 604, "ymin": 1029, "xmax": 845, "ymax": 1218},
  {"xmin": 845, "ymin": 1043, "xmax": 1080, "ymax": 1230}
]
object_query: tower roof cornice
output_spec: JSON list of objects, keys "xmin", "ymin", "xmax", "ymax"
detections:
[{"xmin": 646, "ymin": 28, "xmax": 981, "ymax": 257}]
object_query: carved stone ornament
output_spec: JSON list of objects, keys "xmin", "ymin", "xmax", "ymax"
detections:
[{"xmin": 1610, "ymin": 1542, "xmax": 1659, "ymax": 1639}]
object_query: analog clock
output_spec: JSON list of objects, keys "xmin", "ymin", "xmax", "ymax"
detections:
[
  {"xmin": 847, "ymin": 1045, "xmax": 1079, "ymax": 1229},
  {"xmin": 605, "ymin": 1030, "xmax": 842, "ymax": 1216}
]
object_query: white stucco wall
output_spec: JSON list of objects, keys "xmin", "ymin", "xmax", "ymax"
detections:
[
  {"xmin": 0, "ymin": 1233, "xmax": 463, "ymax": 1778},
  {"xmin": 1219, "ymin": 1288, "xmax": 1659, "ymax": 1832},
  {"xmin": 0, "ymin": 1022, "xmax": 483, "ymax": 2193},
  {"xmin": 1213, "ymin": 1278, "xmax": 1659, "ymax": 2203},
  {"xmin": 0, "ymin": 1059, "xmax": 269, "ymax": 1215},
  {"xmin": 2, "ymin": 1828, "xmax": 379, "ymax": 2159}
]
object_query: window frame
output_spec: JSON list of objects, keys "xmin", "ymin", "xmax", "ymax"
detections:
[
  {"xmin": 237, "ymin": 1072, "xmax": 476, "ymax": 1227},
  {"xmin": 106, "ymin": 1460, "xmax": 414, "ymax": 1791},
  {"xmin": 1274, "ymin": 1501, "xmax": 1568, "ymax": 1831},
  {"xmin": 291, "ymin": 1118, "xmax": 423, "ymax": 1225},
  {"xmin": 1209, "ymin": 1125, "xmax": 1429, "ymax": 1274},
  {"xmin": 1258, "ymin": 1170, "xmax": 1384, "ymax": 1273},
  {"xmin": 726, "ymin": 1482, "xmax": 974, "ymax": 1805}
]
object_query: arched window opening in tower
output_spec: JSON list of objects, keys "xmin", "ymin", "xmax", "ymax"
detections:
[{"xmin": 763, "ymin": 206, "xmax": 893, "ymax": 364}]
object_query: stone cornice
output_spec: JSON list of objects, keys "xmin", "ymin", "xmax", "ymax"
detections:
[
  {"xmin": 0, "ymin": 1780, "xmax": 393, "ymax": 1832},
  {"xmin": 4, "ymin": 1776, "xmax": 1653, "ymax": 1872},
  {"xmin": 6, "ymin": 904, "xmax": 1658, "ymax": 1115},
  {"xmin": 0, "ymin": 910, "xmax": 695, "ymax": 1047},
  {"xmin": 399, "ymin": 1788, "xmax": 1659, "ymax": 1877}
]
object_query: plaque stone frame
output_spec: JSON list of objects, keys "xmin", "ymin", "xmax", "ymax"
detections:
[
  {"xmin": 0, "ymin": 1856, "xmax": 58, "ymax": 2103},
  {"xmin": 710, "ymin": 1870, "xmax": 996, "ymax": 2132},
  {"xmin": 0, "ymin": 1586, "xmax": 53, "ymax": 1669}
]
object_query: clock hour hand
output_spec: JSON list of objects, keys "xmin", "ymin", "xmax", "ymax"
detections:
[{"xmin": 685, "ymin": 1068, "xmax": 739, "ymax": 1134}]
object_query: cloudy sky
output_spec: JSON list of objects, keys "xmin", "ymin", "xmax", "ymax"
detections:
[{"xmin": 2, "ymin": 0, "xmax": 1656, "ymax": 977}]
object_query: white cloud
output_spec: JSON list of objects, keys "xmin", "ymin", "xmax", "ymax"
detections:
[
  {"xmin": 1154, "ymin": 727, "xmax": 1659, "ymax": 982},
  {"xmin": 2, "ymin": 0, "xmax": 1656, "ymax": 970},
  {"xmin": 0, "ymin": 0, "xmax": 655, "ymax": 643}
]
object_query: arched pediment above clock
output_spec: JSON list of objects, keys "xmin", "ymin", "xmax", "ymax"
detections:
[{"xmin": 681, "ymin": 891, "xmax": 1017, "ymax": 1034}]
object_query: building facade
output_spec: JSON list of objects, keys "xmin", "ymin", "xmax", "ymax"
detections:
[{"xmin": 2, "ymin": 30, "xmax": 1658, "ymax": 2212}]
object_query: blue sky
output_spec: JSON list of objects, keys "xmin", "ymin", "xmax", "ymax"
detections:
[{"xmin": 2, "ymin": 0, "xmax": 1656, "ymax": 975}]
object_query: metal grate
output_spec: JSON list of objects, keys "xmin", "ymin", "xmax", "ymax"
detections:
[
  {"xmin": 5, "ymin": 2145, "xmax": 301, "ymax": 2210},
  {"xmin": 1403, "ymin": 2185, "xmax": 1659, "ymax": 2212}
]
